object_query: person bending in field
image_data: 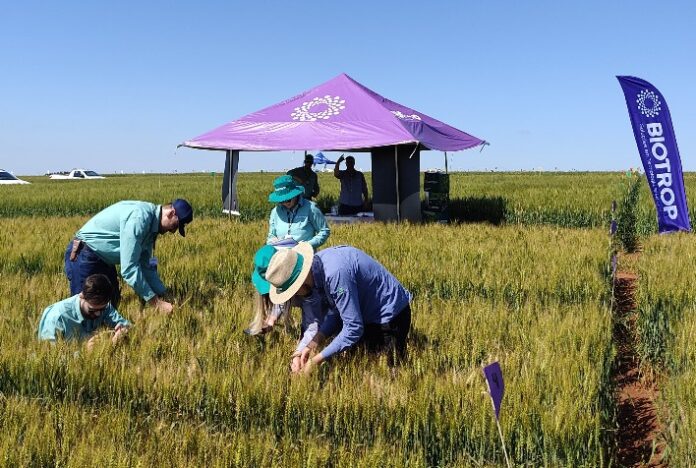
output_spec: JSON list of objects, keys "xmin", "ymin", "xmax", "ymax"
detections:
[
  {"xmin": 246, "ymin": 244, "xmax": 324, "ymax": 373},
  {"xmin": 64, "ymin": 198, "xmax": 193, "ymax": 314},
  {"xmin": 257, "ymin": 242, "xmax": 412, "ymax": 375},
  {"xmin": 38, "ymin": 273, "xmax": 130, "ymax": 349},
  {"xmin": 253, "ymin": 176, "xmax": 329, "ymax": 336}
]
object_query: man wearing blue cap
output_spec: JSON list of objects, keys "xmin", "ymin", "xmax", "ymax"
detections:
[{"xmin": 64, "ymin": 199, "xmax": 193, "ymax": 314}]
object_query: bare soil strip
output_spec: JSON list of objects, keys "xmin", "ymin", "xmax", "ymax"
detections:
[{"xmin": 613, "ymin": 270, "xmax": 666, "ymax": 467}]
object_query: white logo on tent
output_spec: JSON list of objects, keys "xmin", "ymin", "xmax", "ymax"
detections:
[
  {"xmin": 291, "ymin": 95, "xmax": 346, "ymax": 121},
  {"xmin": 391, "ymin": 110, "xmax": 422, "ymax": 121},
  {"xmin": 637, "ymin": 89, "xmax": 661, "ymax": 118}
]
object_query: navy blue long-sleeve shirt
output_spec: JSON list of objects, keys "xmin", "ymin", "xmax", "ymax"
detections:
[{"xmin": 312, "ymin": 246, "xmax": 411, "ymax": 359}]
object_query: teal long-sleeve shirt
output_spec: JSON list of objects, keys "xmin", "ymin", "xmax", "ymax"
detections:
[
  {"xmin": 76, "ymin": 201, "xmax": 166, "ymax": 301},
  {"xmin": 38, "ymin": 295, "xmax": 130, "ymax": 342},
  {"xmin": 267, "ymin": 198, "xmax": 330, "ymax": 250}
]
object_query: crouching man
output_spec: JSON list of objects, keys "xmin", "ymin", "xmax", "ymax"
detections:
[
  {"xmin": 38, "ymin": 273, "xmax": 131, "ymax": 349},
  {"xmin": 261, "ymin": 242, "xmax": 412, "ymax": 374},
  {"xmin": 64, "ymin": 198, "xmax": 193, "ymax": 314}
]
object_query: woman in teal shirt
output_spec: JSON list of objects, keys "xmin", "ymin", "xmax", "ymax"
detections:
[
  {"xmin": 267, "ymin": 175, "xmax": 330, "ymax": 250},
  {"xmin": 246, "ymin": 176, "xmax": 330, "ymax": 338}
]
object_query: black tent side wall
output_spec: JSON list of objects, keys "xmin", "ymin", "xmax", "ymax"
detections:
[{"xmin": 371, "ymin": 144, "xmax": 421, "ymax": 222}]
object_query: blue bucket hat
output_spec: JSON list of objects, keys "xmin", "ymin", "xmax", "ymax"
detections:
[
  {"xmin": 251, "ymin": 245, "xmax": 277, "ymax": 294},
  {"xmin": 172, "ymin": 198, "xmax": 194, "ymax": 237},
  {"xmin": 268, "ymin": 175, "xmax": 305, "ymax": 203}
]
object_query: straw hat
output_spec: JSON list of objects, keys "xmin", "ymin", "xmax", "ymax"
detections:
[
  {"xmin": 268, "ymin": 175, "xmax": 305, "ymax": 203},
  {"xmin": 264, "ymin": 242, "xmax": 314, "ymax": 304}
]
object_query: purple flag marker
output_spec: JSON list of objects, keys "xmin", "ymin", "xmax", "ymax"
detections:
[
  {"xmin": 610, "ymin": 220, "xmax": 618, "ymax": 236},
  {"xmin": 483, "ymin": 361, "xmax": 511, "ymax": 467},
  {"xmin": 483, "ymin": 362, "xmax": 504, "ymax": 420}
]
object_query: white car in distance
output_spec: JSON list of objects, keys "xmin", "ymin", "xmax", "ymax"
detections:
[
  {"xmin": 0, "ymin": 169, "xmax": 31, "ymax": 184},
  {"xmin": 49, "ymin": 169, "xmax": 106, "ymax": 180}
]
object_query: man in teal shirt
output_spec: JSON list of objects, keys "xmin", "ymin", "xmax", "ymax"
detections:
[
  {"xmin": 39, "ymin": 273, "xmax": 130, "ymax": 348},
  {"xmin": 64, "ymin": 199, "xmax": 193, "ymax": 314}
]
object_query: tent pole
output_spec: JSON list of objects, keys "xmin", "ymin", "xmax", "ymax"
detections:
[
  {"xmin": 228, "ymin": 151, "xmax": 232, "ymax": 221},
  {"xmin": 395, "ymin": 146, "xmax": 400, "ymax": 222},
  {"xmin": 444, "ymin": 151, "xmax": 448, "ymax": 174}
]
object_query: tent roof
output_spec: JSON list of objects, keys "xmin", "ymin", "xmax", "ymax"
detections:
[{"xmin": 181, "ymin": 73, "xmax": 485, "ymax": 152}]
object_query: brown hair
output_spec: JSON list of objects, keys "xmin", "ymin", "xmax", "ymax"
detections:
[{"xmin": 82, "ymin": 274, "xmax": 113, "ymax": 304}]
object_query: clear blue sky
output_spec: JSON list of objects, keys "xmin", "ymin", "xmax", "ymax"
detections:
[{"xmin": 2, "ymin": 1, "xmax": 695, "ymax": 175}]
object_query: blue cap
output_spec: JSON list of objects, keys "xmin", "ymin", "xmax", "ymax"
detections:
[{"xmin": 172, "ymin": 198, "xmax": 193, "ymax": 236}]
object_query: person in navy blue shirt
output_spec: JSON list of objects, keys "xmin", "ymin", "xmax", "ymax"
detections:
[
  {"xmin": 333, "ymin": 155, "xmax": 369, "ymax": 215},
  {"xmin": 257, "ymin": 242, "xmax": 412, "ymax": 374}
]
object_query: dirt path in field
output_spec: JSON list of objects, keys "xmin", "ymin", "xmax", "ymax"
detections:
[{"xmin": 612, "ymin": 265, "xmax": 666, "ymax": 467}]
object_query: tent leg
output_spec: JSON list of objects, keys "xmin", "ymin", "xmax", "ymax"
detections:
[
  {"xmin": 228, "ymin": 152, "xmax": 233, "ymax": 220},
  {"xmin": 395, "ymin": 146, "xmax": 400, "ymax": 222},
  {"xmin": 222, "ymin": 150, "xmax": 240, "ymax": 219}
]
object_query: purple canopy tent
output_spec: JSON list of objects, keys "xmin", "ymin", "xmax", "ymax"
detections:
[{"xmin": 180, "ymin": 73, "xmax": 486, "ymax": 221}]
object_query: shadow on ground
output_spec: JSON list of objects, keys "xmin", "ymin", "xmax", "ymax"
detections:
[{"xmin": 448, "ymin": 196, "xmax": 507, "ymax": 225}]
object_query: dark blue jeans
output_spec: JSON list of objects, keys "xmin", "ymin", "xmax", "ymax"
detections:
[
  {"xmin": 360, "ymin": 305, "xmax": 411, "ymax": 365},
  {"xmin": 64, "ymin": 240, "xmax": 121, "ymax": 307}
]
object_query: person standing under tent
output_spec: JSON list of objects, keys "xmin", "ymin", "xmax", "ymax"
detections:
[
  {"xmin": 287, "ymin": 154, "xmax": 320, "ymax": 200},
  {"xmin": 333, "ymin": 155, "xmax": 369, "ymax": 215}
]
